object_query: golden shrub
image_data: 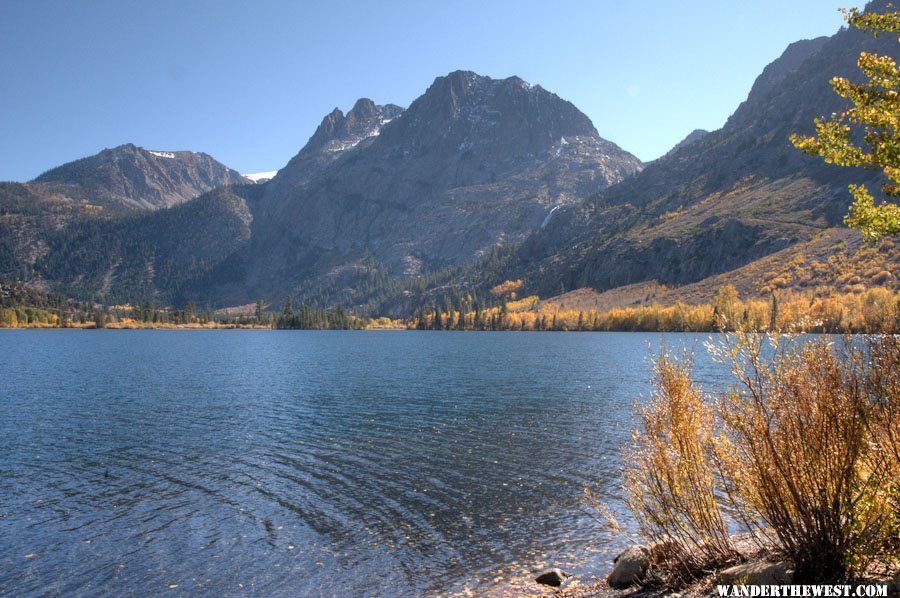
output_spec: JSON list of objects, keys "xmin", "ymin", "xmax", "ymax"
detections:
[{"xmin": 623, "ymin": 335, "xmax": 900, "ymax": 584}]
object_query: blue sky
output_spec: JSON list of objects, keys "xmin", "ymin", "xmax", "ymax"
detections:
[{"xmin": 0, "ymin": 0, "xmax": 866, "ymax": 181}]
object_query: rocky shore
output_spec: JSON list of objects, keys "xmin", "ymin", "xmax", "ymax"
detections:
[{"xmin": 524, "ymin": 536, "xmax": 900, "ymax": 597}]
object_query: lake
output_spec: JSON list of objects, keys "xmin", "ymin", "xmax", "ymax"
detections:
[{"xmin": 0, "ymin": 331, "xmax": 731, "ymax": 596}]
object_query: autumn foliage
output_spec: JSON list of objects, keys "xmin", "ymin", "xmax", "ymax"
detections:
[
  {"xmin": 624, "ymin": 334, "xmax": 900, "ymax": 584},
  {"xmin": 412, "ymin": 284, "xmax": 898, "ymax": 333}
]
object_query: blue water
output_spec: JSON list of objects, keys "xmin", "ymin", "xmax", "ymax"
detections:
[{"xmin": 0, "ymin": 331, "xmax": 730, "ymax": 596}]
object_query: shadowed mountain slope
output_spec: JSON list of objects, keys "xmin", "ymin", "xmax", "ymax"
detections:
[{"xmin": 499, "ymin": 7, "xmax": 896, "ymax": 301}]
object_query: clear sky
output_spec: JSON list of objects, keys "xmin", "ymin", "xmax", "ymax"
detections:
[{"xmin": 0, "ymin": 0, "xmax": 867, "ymax": 181}]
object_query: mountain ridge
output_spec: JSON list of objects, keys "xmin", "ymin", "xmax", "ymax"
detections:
[
  {"xmin": 3, "ymin": 70, "xmax": 644, "ymax": 306},
  {"xmin": 491, "ymin": 17, "xmax": 897, "ymax": 304},
  {"xmin": 31, "ymin": 143, "xmax": 248, "ymax": 211},
  {"xmin": 242, "ymin": 69, "xmax": 642, "ymax": 303}
]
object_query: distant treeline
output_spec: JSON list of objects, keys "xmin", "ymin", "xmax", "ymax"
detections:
[
  {"xmin": 0, "ymin": 280, "xmax": 271, "ymax": 329},
  {"xmin": 0, "ymin": 279, "xmax": 95, "ymax": 327},
  {"xmin": 0, "ymin": 281, "xmax": 370, "ymax": 330},
  {"xmin": 3, "ymin": 277, "xmax": 896, "ymax": 333},
  {"xmin": 411, "ymin": 283, "xmax": 899, "ymax": 334},
  {"xmin": 274, "ymin": 298, "xmax": 364, "ymax": 330}
]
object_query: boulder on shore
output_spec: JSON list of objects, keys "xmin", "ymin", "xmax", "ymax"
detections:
[
  {"xmin": 534, "ymin": 568, "xmax": 570, "ymax": 587},
  {"xmin": 607, "ymin": 545, "xmax": 650, "ymax": 589}
]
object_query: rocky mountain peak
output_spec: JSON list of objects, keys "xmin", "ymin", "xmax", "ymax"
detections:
[
  {"xmin": 346, "ymin": 98, "xmax": 379, "ymax": 122},
  {"xmin": 31, "ymin": 144, "xmax": 247, "ymax": 210},
  {"xmin": 373, "ymin": 70, "xmax": 603, "ymax": 168},
  {"xmin": 298, "ymin": 99, "xmax": 404, "ymax": 158},
  {"xmin": 250, "ymin": 70, "xmax": 642, "ymax": 302}
]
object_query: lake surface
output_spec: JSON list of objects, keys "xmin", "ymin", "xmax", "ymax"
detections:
[{"xmin": 0, "ymin": 331, "xmax": 731, "ymax": 596}]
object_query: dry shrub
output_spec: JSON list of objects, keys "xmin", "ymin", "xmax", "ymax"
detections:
[
  {"xmin": 865, "ymin": 334, "xmax": 900, "ymax": 467},
  {"xmin": 861, "ymin": 288, "xmax": 899, "ymax": 332},
  {"xmin": 624, "ymin": 353, "xmax": 740, "ymax": 584},
  {"xmin": 624, "ymin": 334, "xmax": 899, "ymax": 585},
  {"xmin": 861, "ymin": 333, "xmax": 900, "ymax": 562},
  {"xmin": 717, "ymin": 334, "xmax": 898, "ymax": 581}
]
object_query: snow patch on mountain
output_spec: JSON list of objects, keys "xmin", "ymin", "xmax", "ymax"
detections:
[{"xmin": 244, "ymin": 171, "xmax": 278, "ymax": 183}]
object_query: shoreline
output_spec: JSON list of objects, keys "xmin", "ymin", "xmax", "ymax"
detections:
[{"xmin": 524, "ymin": 542, "xmax": 900, "ymax": 598}]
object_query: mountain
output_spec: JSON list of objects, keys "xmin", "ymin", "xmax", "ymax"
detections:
[
  {"xmin": 298, "ymin": 98, "xmax": 403, "ymax": 157},
  {"xmin": 494, "ymin": 4, "xmax": 897, "ymax": 303},
  {"xmin": 31, "ymin": 143, "xmax": 248, "ymax": 210},
  {"xmin": 7, "ymin": 71, "xmax": 642, "ymax": 306},
  {"xmin": 0, "ymin": 144, "xmax": 248, "ymax": 285},
  {"xmin": 244, "ymin": 71, "xmax": 642, "ymax": 302},
  {"xmin": 267, "ymin": 98, "xmax": 404, "ymax": 190}
]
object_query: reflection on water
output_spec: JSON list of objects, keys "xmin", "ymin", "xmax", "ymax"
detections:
[{"xmin": 0, "ymin": 330, "xmax": 729, "ymax": 596}]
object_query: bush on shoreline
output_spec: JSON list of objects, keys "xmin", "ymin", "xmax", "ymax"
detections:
[
  {"xmin": 624, "ymin": 352, "xmax": 741, "ymax": 586},
  {"xmin": 624, "ymin": 332, "xmax": 899, "ymax": 586}
]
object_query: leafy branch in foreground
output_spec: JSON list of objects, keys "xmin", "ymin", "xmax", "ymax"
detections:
[{"xmin": 790, "ymin": 5, "xmax": 900, "ymax": 242}]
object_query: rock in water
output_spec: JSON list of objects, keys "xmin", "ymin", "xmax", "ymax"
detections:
[
  {"xmin": 535, "ymin": 568, "xmax": 570, "ymax": 587},
  {"xmin": 607, "ymin": 545, "xmax": 650, "ymax": 589}
]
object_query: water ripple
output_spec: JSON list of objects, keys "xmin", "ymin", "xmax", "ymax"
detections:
[{"xmin": 0, "ymin": 330, "xmax": 730, "ymax": 596}]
